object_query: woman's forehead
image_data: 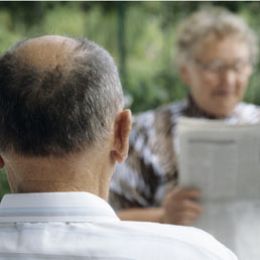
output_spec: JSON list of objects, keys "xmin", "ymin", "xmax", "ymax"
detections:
[{"xmin": 193, "ymin": 34, "xmax": 250, "ymax": 60}]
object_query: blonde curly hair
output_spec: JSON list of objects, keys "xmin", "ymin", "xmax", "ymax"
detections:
[{"xmin": 175, "ymin": 7, "xmax": 258, "ymax": 69}]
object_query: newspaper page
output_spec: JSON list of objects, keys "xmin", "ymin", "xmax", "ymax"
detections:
[{"xmin": 176, "ymin": 117, "xmax": 260, "ymax": 260}]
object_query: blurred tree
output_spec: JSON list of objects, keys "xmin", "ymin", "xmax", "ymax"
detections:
[{"xmin": 0, "ymin": 1, "xmax": 260, "ymax": 111}]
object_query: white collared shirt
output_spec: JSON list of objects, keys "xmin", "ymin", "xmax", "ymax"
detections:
[{"xmin": 0, "ymin": 192, "xmax": 237, "ymax": 259}]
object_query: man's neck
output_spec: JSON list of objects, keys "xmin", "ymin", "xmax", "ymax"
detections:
[{"xmin": 3, "ymin": 149, "xmax": 113, "ymax": 200}]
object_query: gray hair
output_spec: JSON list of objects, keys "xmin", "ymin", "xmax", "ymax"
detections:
[
  {"xmin": 0, "ymin": 37, "xmax": 124, "ymax": 156},
  {"xmin": 175, "ymin": 7, "xmax": 258, "ymax": 68}
]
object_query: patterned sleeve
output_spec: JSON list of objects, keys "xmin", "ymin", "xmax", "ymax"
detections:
[
  {"xmin": 109, "ymin": 111, "xmax": 158, "ymax": 210},
  {"xmin": 109, "ymin": 106, "xmax": 178, "ymax": 210}
]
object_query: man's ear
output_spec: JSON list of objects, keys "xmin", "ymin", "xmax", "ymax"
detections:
[
  {"xmin": 0, "ymin": 156, "xmax": 5, "ymax": 168},
  {"xmin": 111, "ymin": 109, "xmax": 132, "ymax": 163},
  {"xmin": 180, "ymin": 65, "xmax": 191, "ymax": 86}
]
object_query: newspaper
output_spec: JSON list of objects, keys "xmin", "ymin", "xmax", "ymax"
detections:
[{"xmin": 176, "ymin": 117, "xmax": 260, "ymax": 260}]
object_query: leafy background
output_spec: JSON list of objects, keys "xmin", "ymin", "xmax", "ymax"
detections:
[{"xmin": 1, "ymin": 1, "xmax": 260, "ymax": 197}]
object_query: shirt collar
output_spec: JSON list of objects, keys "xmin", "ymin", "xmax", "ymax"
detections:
[
  {"xmin": 0, "ymin": 192, "xmax": 119, "ymax": 223},
  {"xmin": 184, "ymin": 94, "xmax": 235, "ymax": 120}
]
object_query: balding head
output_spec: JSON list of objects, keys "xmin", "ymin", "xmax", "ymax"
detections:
[
  {"xmin": 0, "ymin": 35, "xmax": 124, "ymax": 156},
  {"xmin": 14, "ymin": 36, "xmax": 79, "ymax": 71}
]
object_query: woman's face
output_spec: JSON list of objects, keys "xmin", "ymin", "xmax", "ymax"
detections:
[{"xmin": 181, "ymin": 36, "xmax": 252, "ymax": 118}]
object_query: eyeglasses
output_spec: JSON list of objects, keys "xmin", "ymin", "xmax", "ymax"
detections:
[{"xmin": 193, "ymin": 58, "xmax": 252, "ymax": 75}]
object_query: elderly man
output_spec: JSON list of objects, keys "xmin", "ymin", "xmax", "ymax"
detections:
[{"xmin": 0, "ymin": 35, "xmax": 236, "ymax": 259}]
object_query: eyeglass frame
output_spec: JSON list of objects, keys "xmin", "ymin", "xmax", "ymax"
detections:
[{"xmin": 191, "ymin": 57, "xmax": 253, "ymax": 75}]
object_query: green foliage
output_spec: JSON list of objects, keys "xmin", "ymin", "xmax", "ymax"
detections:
[
  {"xmin": 0, "ymin": 10, "xmax": 22, "ymax": 52},
  {"xmin": 1, "ymin": 2, "xmax": 260, "ymax": 113},
  {"xmin": 42, "ymin": 4, "xmax": 86, "ymax": 36},
  {"xmin": 0, "ymin": 169, "xmax": 9, "ymax": 199}
]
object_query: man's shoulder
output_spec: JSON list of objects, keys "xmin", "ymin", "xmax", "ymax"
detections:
[
  {"xmin": 116, "ymin": 221, "xmax": 237, "ymax": 259},
  {"xmin": 0, "ymin": 220, "xmax": 237, "ymax": 260}
]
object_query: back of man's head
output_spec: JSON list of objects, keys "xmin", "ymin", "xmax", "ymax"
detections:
[{"xmin": 0, "ymin": 35, "xmax": 124, "ymax": 156}]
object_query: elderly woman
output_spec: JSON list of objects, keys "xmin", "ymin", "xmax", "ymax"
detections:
[{"xmin": 109, "ymin": 7, "xmax": 260, "ymax": 225}]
